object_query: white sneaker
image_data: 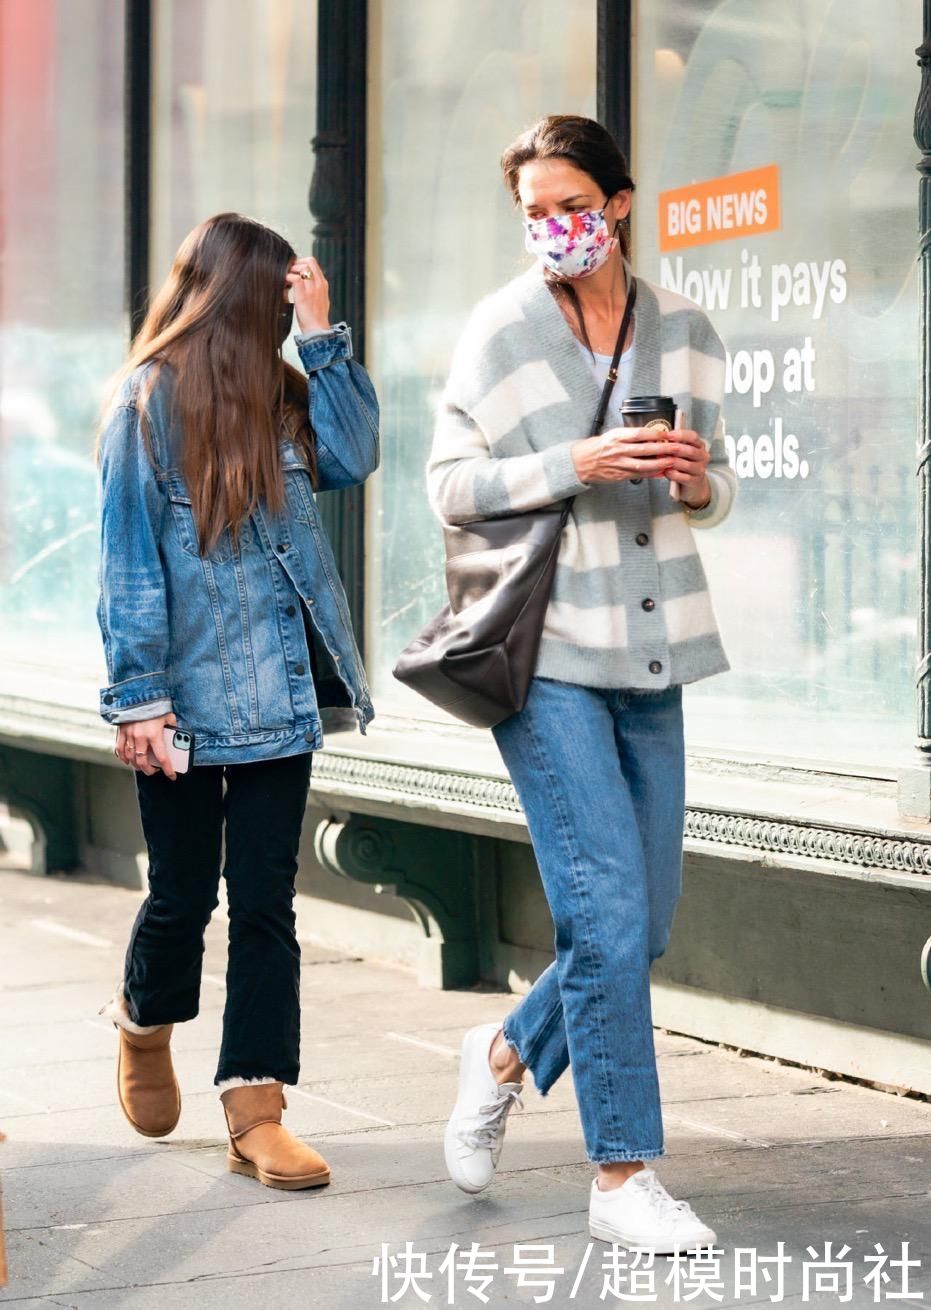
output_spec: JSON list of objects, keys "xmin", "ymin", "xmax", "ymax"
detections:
[
  {"xmin": 589, "ymin": 1168, "xmax": 717, "ymax": 1253},
  {"xmin": 444, "ymin": 1022, "xmax": 524, "ymax": 1193}
]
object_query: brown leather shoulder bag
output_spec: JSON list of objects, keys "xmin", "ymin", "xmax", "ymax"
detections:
[{"xmin": 392, "ymin": 276, "xmax": 638, "ymax": 728}]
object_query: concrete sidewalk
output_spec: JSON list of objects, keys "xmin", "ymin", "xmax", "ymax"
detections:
[{"xmin": 0, "ymin": 861, "xmax": 929, "ymax": 1309}]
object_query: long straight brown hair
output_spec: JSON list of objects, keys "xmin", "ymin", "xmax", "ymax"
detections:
[
  {"xmin": 501, "ymin": 115, "xmax": 637, "ymax": 350},
  {"xmin": 104, "ymin": 212, "xmax": 316, "ymax": 556}
]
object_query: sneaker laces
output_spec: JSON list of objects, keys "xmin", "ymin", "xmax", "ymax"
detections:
[
  {"xmin": 457, "ymin": 1082, "xmax": 524, "ymax": 1151},
  {"xmin": 634, "ymin": 1170, "xmax": 699, "ymax": 1225}
]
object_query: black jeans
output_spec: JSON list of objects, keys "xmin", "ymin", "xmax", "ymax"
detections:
[{"xmin": 123, "ymin": 751, "xmax": 313, "ymax": 1085}]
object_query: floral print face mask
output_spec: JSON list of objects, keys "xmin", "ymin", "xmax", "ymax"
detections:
[{"xmin": 523, "ymin": 207, "xmax": 617, "ymax": 279}]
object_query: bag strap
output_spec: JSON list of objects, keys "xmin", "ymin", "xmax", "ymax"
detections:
[
  {"xmin": 558, "ymin": 270, "xmax": 638, "ymax": 524},
  {"xmin": 589, "ymin": 270, "xmax": 638, "ymax": 438}
]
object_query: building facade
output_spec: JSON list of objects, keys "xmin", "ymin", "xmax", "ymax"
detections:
[{"xmin": 2, "ymin": 0, "xmax": 931, "ymax": 1093}]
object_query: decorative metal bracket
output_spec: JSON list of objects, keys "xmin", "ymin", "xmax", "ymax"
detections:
[
  {"xmin": 0, "ymin": 747, "xmax": 78, "ymax": 874},
  {"xmin": 313, "ymin": 813, "xmax": 480, "ymax": 988}
]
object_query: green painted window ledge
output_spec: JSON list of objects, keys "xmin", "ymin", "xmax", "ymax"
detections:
[{"xmin": 0, "ymin": 666, "xmax": 930, "ymax": 888}]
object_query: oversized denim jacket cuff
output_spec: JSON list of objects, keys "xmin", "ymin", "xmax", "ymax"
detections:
[
  {"xmin": 295, "ymin": 322, "xmax": 353, "ymax": 372},
  {"xmin": 100, "ymin": 672, "xmax": 173, "ymax": 723}
]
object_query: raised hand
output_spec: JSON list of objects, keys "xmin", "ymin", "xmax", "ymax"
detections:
[{"xmin": 285, "ymin": 256, "xmax": 331, "ymax": 335}]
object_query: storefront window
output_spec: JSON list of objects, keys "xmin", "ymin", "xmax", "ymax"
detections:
[
  {"xmin": 634, "ymin": 0, "xmax": 918, "ymax": 768},
  {"xmin": 0, "ymin": 0, "xmax": 125, "ymax": 673},
  {"xmin": 367, "ymin": 0, "xmax": 598, "ymax": 710},
  {"xmin": 151, "ymin": 0, "xmax": 317, "ymax": 293}
]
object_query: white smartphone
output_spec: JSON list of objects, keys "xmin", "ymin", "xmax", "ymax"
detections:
[
  {"xmin": 146, "ymin": 726, "xmax": 195, "ymax": 774},
  {"xmin": 668, "ymin": 408, "xmax": 684, "ymax": 501}
]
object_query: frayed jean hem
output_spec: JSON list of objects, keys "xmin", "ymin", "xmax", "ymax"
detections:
[
  {"xmin": 588, "ymin": 1147, "xmax": 666, "ymax": 1164},
  {"xmin": 502, "ymin": 1008, "xmax": 562, "ymax": 1098}
]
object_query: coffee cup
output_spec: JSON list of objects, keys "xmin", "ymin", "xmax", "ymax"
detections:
[{"xmin": 620, "ymin": 395, "xmax": 677, "ymax": 434}]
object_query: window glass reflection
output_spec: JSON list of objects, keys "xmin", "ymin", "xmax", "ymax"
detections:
[
  {"xmin": 635, "ymin": 0, "xmax": 918, "ymax": 767},
  {"xmin": 0, "ymin": 0, "xmax": 125, "ymax": 672},
  {"xmin": 368, "ymin": 0, "xmax": 598, "ymax": 711}
]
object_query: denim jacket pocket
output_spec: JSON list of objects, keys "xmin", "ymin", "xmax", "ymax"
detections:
[
  {"xmin": 281, "ymin": 445, "xmax": 315, "ymax": 525},
  {"xmin": 283, "ymin": 467, "xmax": 315, "ymax": 525},
  {"xmin": 166, "ymin": 477, "xmax": 233, "ymax": 564}
]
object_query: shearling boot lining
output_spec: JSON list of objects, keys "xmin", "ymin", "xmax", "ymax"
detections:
[
  {"xmin": 216, "ymin": 1076, "xmax": 279, "ymax": 1095},
  {"xmin": 99, "ymin": 981, "xmax": 163, "ymax": 1036}
]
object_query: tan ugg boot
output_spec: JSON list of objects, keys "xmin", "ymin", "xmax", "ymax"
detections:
[
  {"xmin": 116, "ymin": 1025, "xmax": 181, "ymax": 1138},
  {"xmin": 221, "ymin": 1082, "xmax": 331, "ymax": 1190}
]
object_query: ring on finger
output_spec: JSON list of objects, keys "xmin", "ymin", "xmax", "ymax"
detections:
[{"xmin": 300, "ymin": 269, "xmax": 313, "ymax": 280}]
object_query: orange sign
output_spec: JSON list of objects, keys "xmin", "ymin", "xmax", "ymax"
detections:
[{"xmin": 658, "ymin": 165, "xmax": 781, "ymax": 252}]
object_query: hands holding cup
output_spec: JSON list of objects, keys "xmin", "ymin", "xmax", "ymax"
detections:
[{"xmin": 570, "ymin": 410, "xmax": 711, "ymax": 509}]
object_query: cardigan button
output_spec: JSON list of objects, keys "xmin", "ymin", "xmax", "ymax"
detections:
[
  {"xmin": 642, "ymin": 598, "xmax": 656, "ymax": 612},
  {"xmin": 630, "ymin": 477, "xmax": 643, "ymax": 485},
  {"xmin": 649, "ymin": 660, "xmax": 663, "ymax": 675},
  {"xmin": 636, "ymin": 532, "xmax": 649, "ymax": 547}
]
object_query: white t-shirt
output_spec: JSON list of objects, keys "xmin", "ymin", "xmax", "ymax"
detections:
[{"xmin": 576, "ymin": 339, "xmax": 635, "ymax": 425}]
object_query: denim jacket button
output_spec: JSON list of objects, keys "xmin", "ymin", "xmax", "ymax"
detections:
[
  {"xmin": 278, "ymin": 541, "xmax": 289, "ymax": 553},
  {"xmin": 304, "ymin": 732, "xmax": 315, "ymax": 744},
  {"xmin": 295, "ymin": 663, "xmax": 306, "ymax": 676},
  {"xmin": 103, "ymin": 694, "xmax": 114, "ymax": 705},
  {"xmin": 285, "ymin": 604, "xmax": 296, "ymax": 617}
]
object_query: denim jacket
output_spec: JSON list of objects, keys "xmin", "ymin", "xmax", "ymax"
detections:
[{"xmin": 96, "ymin": 326, "xmax": 378, "ymax": 766}]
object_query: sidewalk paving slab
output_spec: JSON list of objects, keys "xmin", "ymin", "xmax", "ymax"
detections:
[{"xmin": 1, "ymin": 866, "xmax": 930, "ymax": 1309}]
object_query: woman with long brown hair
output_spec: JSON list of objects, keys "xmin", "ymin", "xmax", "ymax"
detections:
[{"xmin": 96, "ymin": 213, "xmax": 378, "ymax": 1190}]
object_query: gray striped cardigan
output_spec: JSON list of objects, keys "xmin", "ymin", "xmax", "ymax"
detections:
[{"xmin": 426, "ymin": 260, "xmax": 736, "ymax": 690}]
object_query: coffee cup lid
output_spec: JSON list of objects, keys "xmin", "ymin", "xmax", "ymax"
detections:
[{"xmin": 621, "ymin": 395, "xmax": 675, "ymax": 409}]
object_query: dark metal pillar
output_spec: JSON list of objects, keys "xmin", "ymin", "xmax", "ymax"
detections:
[
  {"xmin": 309, "ymin": 0, "xmax": 368, "ymax": 650},
  {"xmin": 597, "ymin": 0, "xmax": 633, "ymax": 162},
  {"xmin": 899, "ymin": 2, "xmax": 931, "ymax": 817},
  {"xmin": 125, "ymin": 0, "xmax": 152, "ymax": 339},
  {"xmin": 597, "ymin": 2, "xmax": 635, "ymax": 275}
]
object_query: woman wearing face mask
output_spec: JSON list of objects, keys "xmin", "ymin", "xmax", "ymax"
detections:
[
  {"xmin": 432, "ymin": 117, "xmax": 735, "ymax": 1251},
  {"xmin": 96, "ymin": 212, "xmax": 379, "ymax": 1189}
]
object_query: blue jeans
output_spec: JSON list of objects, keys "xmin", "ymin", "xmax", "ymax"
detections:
[{"xmin": 492, "ymin": 677, "xmax": 685, "ymax": 1163}]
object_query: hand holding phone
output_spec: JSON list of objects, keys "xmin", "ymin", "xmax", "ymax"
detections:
[
  {"xmin": 147, "ymin": 726, "xmax": 195, "ymax": 775},
  {"xmin": 115, "ymin": 713, "xmax": 179, "ymax": 778}
]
